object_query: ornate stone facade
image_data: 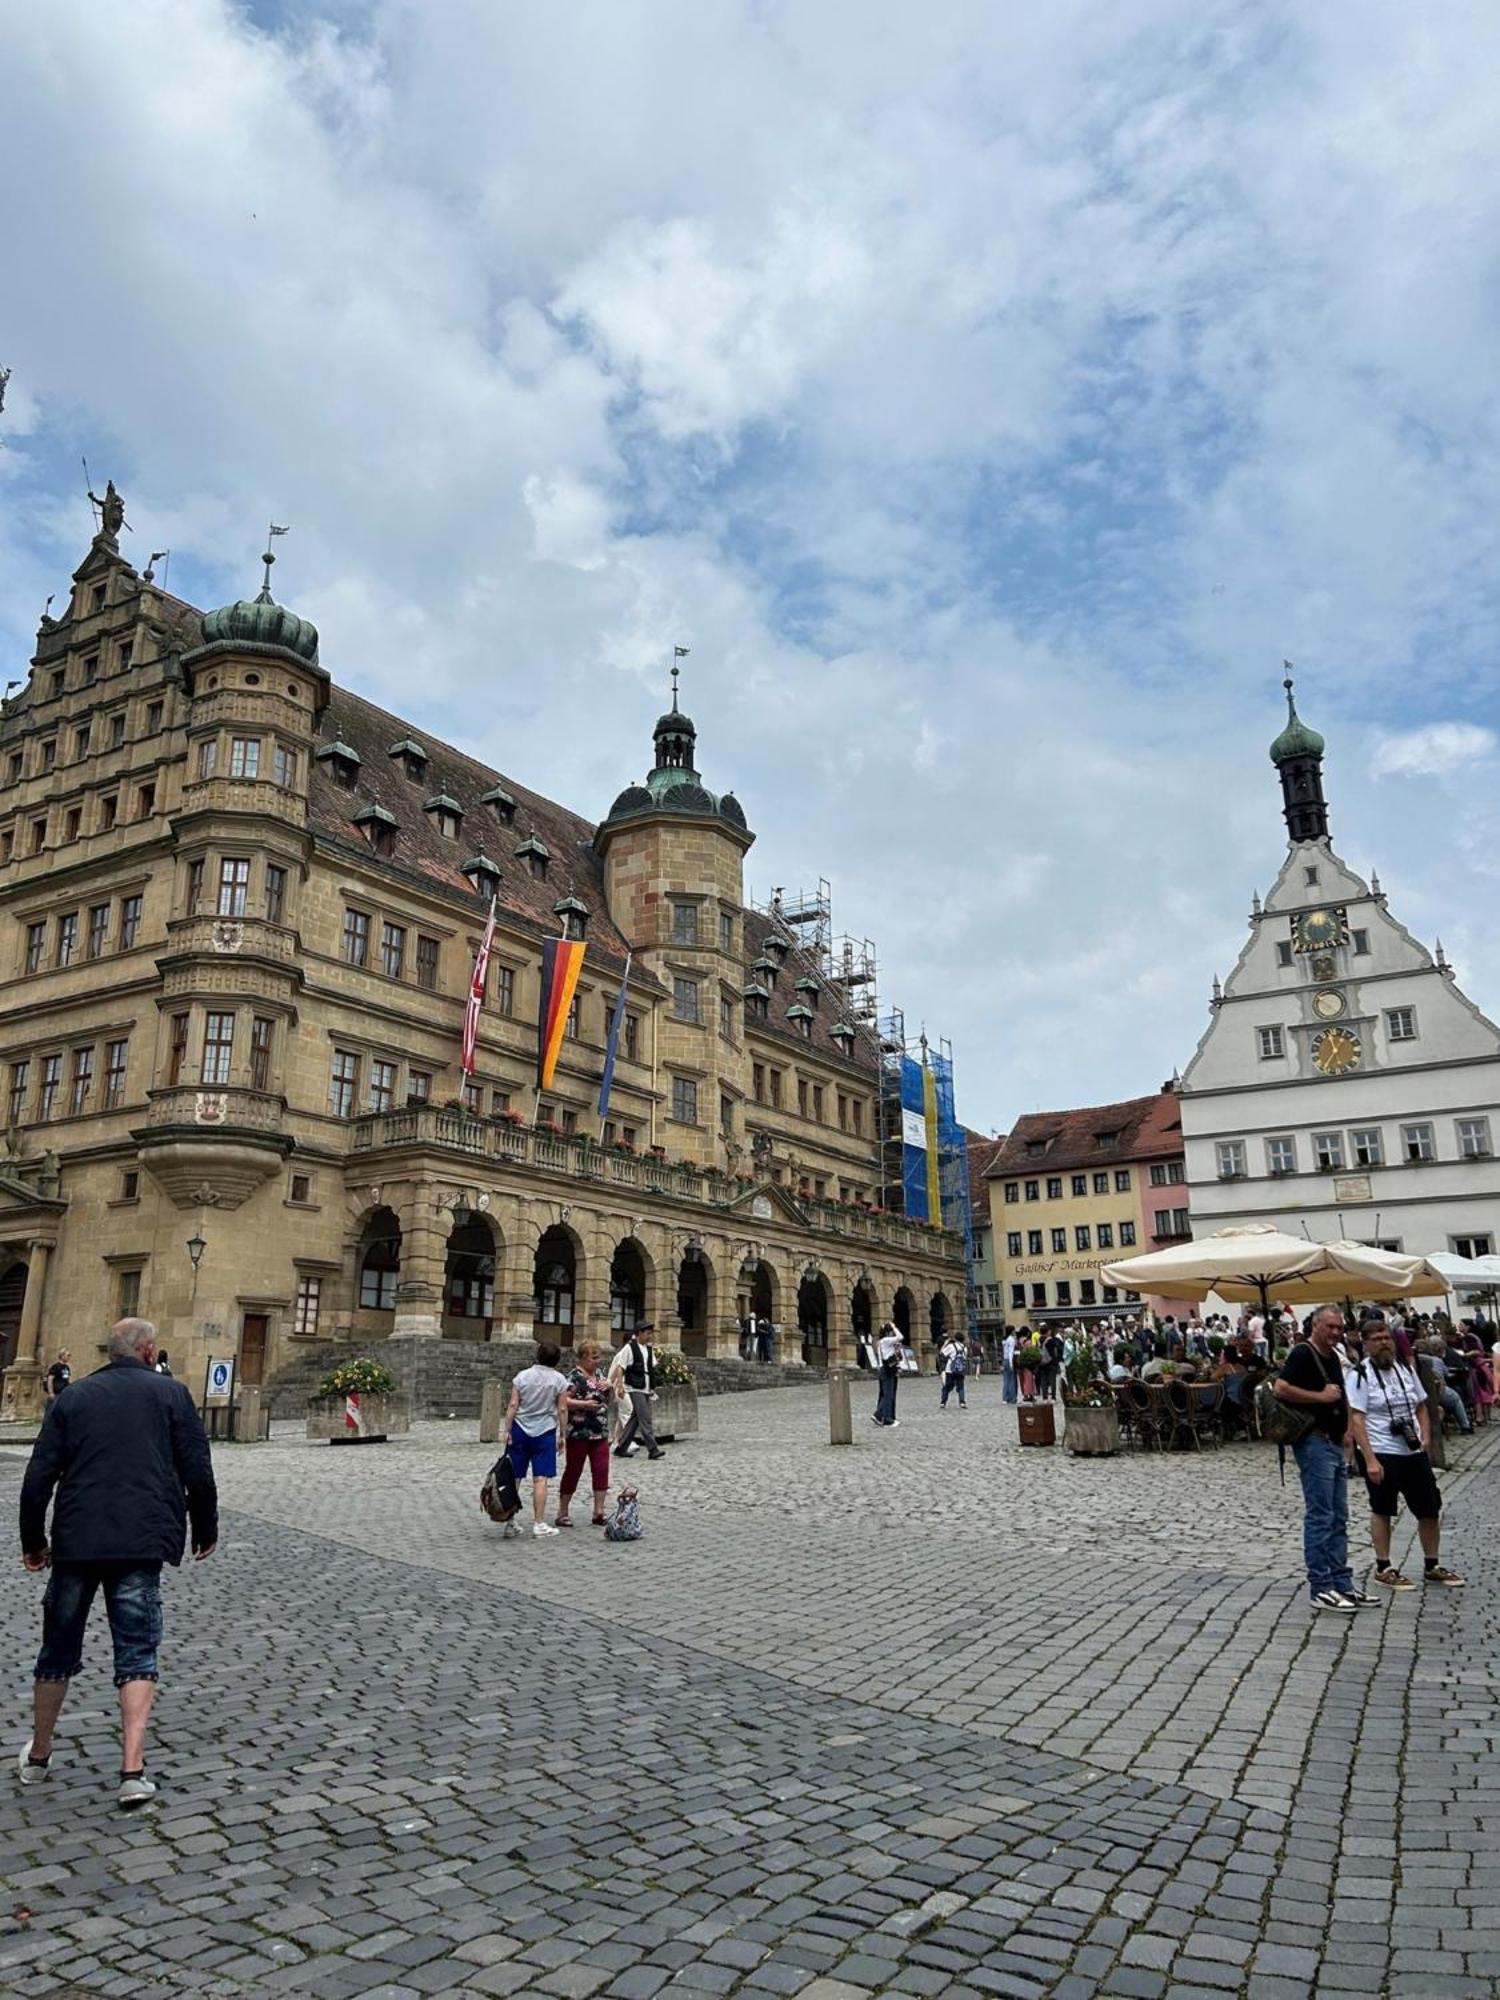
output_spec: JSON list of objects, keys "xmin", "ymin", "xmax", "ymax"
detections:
[{"xmin": 0, "ymin": 518, "xmax": 963, "ymax": 1414}]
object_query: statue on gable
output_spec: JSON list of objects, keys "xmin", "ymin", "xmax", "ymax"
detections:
[{"xmin": 88, "ymin": 479, "xmax": 126, "ymax": 544}]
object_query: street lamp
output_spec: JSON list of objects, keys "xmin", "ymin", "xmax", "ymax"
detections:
[{"xmin": 186, "ymin": 1233, "xmax": 207, "ymax": 1272}]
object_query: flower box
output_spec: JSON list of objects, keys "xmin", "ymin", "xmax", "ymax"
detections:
[
  {"xmin": 1063, "ymin": 1403, "xmax": 1120, "ymax": 1457},
  {"xmin": 307, "ymin": 1391, "xmax": 412, "ymax": 1444}
]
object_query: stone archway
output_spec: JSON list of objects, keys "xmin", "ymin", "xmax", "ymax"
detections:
[
  {"xmin": 893, "ymin": 1285, "xmax": 915, "ymax": 1340},
  {"xmin": 929, "ymin": 1290, "xmax": 952, "ymax": 1351},
  {"xmin": 535, "ymin": 1222, "xmax": 582, "ymax": 1336},
  {"xmin": 851, "ymin": 1276, "xmax": 875, "ymax": 1368},
  {"xmin": 676, "ymin": 1245, "xmax": 713, "ymax": 1359},
  {"xmin": 443, "ymin": 1211, "xmax": 498, "ymax": 1339},
  {"xmin": 797, "ymin": 1269, "xmax": 831, "ymax": 1366},
  {"xmin": 355, "ymin": 1207, "xmax": 402, "ymax": 1320},
  {"xmin": 609, "ymin": 1236, "xmax": 651, "ymax": 1335},
  {"xmin": 738, "ymin": 1256, "xmax": 779, "ymax": 1362},
  {"xmin": 0, "ymin": 1258, "xmax": 27, "ymax": 1376}
]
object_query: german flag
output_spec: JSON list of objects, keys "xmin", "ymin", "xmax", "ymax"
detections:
[{"xmin": 537, "ymin": 937, "xmax": 586, "ymax": 1090}]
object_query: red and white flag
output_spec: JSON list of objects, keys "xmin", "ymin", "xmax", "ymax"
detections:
[{"xmin": 462, "ymin": 897, "xmax": 498, "ymax": 1077}]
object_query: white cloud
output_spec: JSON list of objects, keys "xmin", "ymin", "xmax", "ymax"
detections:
[
  {"xmin": 1371, "ymin": 723, "xmax": 1498, "ymax": 779},
  {"xmin": 3, "ymin": 0, "xmax": 1500, "ymax": 1127}
]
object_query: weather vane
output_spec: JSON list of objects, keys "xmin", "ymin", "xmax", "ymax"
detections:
[{"xmin": 671, "ymin": 643, "xmax": 689, "ymax": 710}]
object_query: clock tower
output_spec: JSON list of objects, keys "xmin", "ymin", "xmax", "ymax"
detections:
[
  {"xmin": 1270, "ymin": 670, "xmax": 1329, "ymax": 843},
  {"xmin": 1177, "ymin": 678, "xmax": 1500, "ymax": 1273}
]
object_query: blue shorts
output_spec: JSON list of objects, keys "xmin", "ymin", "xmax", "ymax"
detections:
[
  {"xmin": 35, "ymin": 1562, "xmax": 164, "ymax": 1686},
  {"xmin": 509, "ymin": 1426, "xmax": 558, "ymax": 1480}
]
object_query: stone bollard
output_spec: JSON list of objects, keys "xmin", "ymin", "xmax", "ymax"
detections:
[
  {"xmin": 479, "ymin": 1378, "xmax": 507, "ymax": 1445},
  {"xmin": 234, "ymin": 1385, "xmax": 268, "ymax": 1442},
  {"xmin": 828, "ymin": 1367, "xmax": 853, "ymax": 1446}
]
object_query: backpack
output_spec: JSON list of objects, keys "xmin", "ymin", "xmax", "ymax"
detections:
[
  {"xmin": 605, "ymin": 1488, "xmax": 643, "ymax": 1542},
  {"xmin": 479, "ymin": 1453, "xmax": 521, "ymax": 1524},
  {"xmin": 1254, "ymin": 1375, "xmax": 1315, "ymax": 1447},
  {"xmin": 949, "ymin": 1345, "xmax": 967, "ymax": 1376}
]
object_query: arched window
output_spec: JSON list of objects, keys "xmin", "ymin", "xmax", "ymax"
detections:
[
  {"xmin": 610, "ymin": 1240, "xmax": 646, "ymax": 1332},
  {"xmin": 446, "ymin": 1216, "xmax": 495, "ymax": 1320},
  {"xmin": 535, "ymin": 1225, "xmax": 576, "ymax": 1327}
]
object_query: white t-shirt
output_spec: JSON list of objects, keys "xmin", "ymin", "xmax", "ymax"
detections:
[
  {"xmin": 877, "ymin": 1330, "xmax": 903, "ymax": 1368},
  {"xmin": 1346, "ymin": 1359, "xmax": 1426, "ymax": 1457},
  {"xmin": 511, "ymin": 1364, "xmax": 568, "ymax": 1437},
  {"xmin": 1002, "ymin": 1334, "xmax": 1017, "ymax": 1365}
]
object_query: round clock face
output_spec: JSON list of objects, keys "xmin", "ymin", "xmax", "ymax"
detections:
[
  {"xmin": 1312, "ymin": 990, "xmax": 1347, "ymax": 1021},
  {"xmin": 1299, "ymin": 909, "xmax": 1340, "ymax": 952},
  {"xmin": 1312, "ymin": 1025, "xmax": 1361, "ymax": 1075}
]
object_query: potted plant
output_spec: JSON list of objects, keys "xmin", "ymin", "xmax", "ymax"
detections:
[
  {"xmin": 651, "ymin": 1347, "xmax": 699, "ymax": 1442},
  {"xmin": 307, "ymin": 1357, "xmax": 410, "ymax": 1444},
  {"xmin": 1060, "ymin": 1345, "xmax": 1120, "ymax": 1456}
]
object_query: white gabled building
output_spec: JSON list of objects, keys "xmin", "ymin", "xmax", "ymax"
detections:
[{"xmin": 1180, "ymin": 677, "xmax": 1500, "ymax": 1264}]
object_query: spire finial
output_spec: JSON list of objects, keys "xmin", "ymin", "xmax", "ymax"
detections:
[
  {"xmin": 1283, "ymin": 661, "xmax": 1297, "ymax": 714},
  {"xmin": 671, "ymin": 643, "xmax": 689, "ymax": 712},
  {"xmin": 259, "ymin": 522, "xmax": 290, "ymax": 604}
]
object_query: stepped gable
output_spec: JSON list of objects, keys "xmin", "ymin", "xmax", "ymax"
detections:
[
  {"xmin": 310, "ymin": 685, "xmax": 636, "ymax": 967},
  {"xmin": 741, "ymin": 907, "xmax": 879, "ymax": 1074},
  {"xmin": 988, "ymin": 1092, "xmax": 1162, "ymax": 1179}
]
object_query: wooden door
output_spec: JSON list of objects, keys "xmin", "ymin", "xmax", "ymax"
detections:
[{"xmin": 239, "ymin": 1312, "xmax": 268, "ymax": 1387}]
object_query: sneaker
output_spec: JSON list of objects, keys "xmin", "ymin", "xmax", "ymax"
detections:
[
  {"xmin": 532, "ymin": 1522, "xmax": 560, "ymax": 1538},
  {"xmin": 613, "ymin": 1445, "xmax": 638, "ymax": 1459},
  {"xmin": 887, "ymin": 1420, "xmax": 900, "ymax": 1429},
  {"xmin": 118, "ymin": 1774, "xmax": 156, "ymax": 1810},
  {"xmin": 1424, "ymin": 1565, "xmax": 1466, "ymax": 1587},
  {"xmin": 1343, "ymin": 1589, "xmax": 1383, "ymax": 1608},
  {"xmin": 1311, "ymin": 1589, "xmax": 1359, "ymax": 1612},
  {"xmin": 647, "ymin": 1449, "xmax": 664, "ymax": 1460},
  {"xmin": 16, "ymin": 1739, "xmax": 49, "ymax": 1788},
  {"xmin": 1374, "ymin": 1566, "xmax": 1415, "ymax": 1590},
  {"xmin": 501, "ymin": 1521, "xmax": 520, "ymax": 1539}
]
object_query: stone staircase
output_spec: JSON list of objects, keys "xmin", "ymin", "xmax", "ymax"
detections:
[{"xmin": 265, "ymin": 1338, "xmax": 826, "ymax": 1420}]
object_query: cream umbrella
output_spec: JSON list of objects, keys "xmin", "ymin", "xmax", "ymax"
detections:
[{"xmin": 1100, "ymin": 1223, "xmax": 1446, "ymax": 1314}]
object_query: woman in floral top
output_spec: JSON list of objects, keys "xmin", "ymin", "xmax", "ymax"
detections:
[{"xmin": 555, "ymin": 1340, "xmax": 613, "ymax": 1527}]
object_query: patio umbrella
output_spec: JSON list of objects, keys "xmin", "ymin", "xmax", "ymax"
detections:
[{"xmin": 1100, "ymin": 1223, "xmax": 1446, "ymax": 1313}]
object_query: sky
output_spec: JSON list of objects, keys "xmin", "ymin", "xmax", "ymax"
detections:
[{"xmin": 4, "ymin": 1, "xmax": 1500, "ymax": 1137}]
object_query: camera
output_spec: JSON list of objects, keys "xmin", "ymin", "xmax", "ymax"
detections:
[{"xmin": 1394, "ymin": 1417, "xmax": 1423, "ymax": 1452}]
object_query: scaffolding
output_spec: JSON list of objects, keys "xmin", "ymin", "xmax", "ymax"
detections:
[{"xmin": 754, "ymin": 880, "xmax": 880, "ymax": 1025}]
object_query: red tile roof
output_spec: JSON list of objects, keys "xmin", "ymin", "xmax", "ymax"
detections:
[{"xmin": 987, "ymin": 1090, "xmax": 1181, "ymax": 1179}]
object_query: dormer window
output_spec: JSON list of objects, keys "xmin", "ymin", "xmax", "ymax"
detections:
[
  {"xmin": 479, "ymin": 785, "xmax": 516, "ymax": 826},
  {"xmin": 424, "ymin": 793, "xmax": 464, "ymax": 840},
  {"xmin": 353, "ymin": 802, "xmax": 398, "ymax": 857},
  {"xmin": 765, "ymin": 933, "xmax": 790, "ymax": 959},
  {"xmin": 743, "ymin": 983, "xmax": 770, "ymax": 1022},
  {"xmin": 787, "ymin": 1003, "xmax": 813, "ymax": 1039},
  {"xmin": 462, "ymin": 852, "xmax": 501, "ymax": 901},
  {"xmin": 514, "ymin": 834, "xmax": 549, "ymax": 881},
  {"xmin": 316, "ymin": 739, "xmax": 362, "ymax": 791},
  {"xmin": 795, "ymin": 976, "xmax": 820, "ymax": 1012},
  {"xmin": 830, "ymin": 1022, "xmax": 856, "ymax": 1055},
  {"xmin": 1094, "ymin": 1129, "xmax": 1121, "ymax": 1150},
  {"xmin": 554, "ymin": 896, "xmax": 589, "ymax": 941},
  {"xmin": 388, "ymin": 736, "xmax": 428, "ymax": 783},
  {"xmin": 752, "ymin": 955, "xmax": 778, "ymax": 989}
]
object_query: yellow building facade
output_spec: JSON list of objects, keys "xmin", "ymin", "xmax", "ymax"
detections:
[{"xmin": 0, "ymin": 511, "xmax": 963, "ymax": 1415}]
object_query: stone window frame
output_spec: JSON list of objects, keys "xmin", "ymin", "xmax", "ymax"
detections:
[{"xmin": 670, "ymin": 1074, "xmax": 700, "ymax": 1127}]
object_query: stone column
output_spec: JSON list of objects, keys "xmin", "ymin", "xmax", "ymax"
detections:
[
  {"xmin": 1, "ymin": 1239, "xmax": 54, "ymax": 1421},
  {"xmin": 392, "ymin": 1192, "xmax": 447, "ymax": 1340}
]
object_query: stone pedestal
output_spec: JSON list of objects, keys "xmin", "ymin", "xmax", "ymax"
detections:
[
  {"xmin": 479, "ymin": 1378, "xmax": 507, "ymax": 1444},
  {"xmin": 827, "ymin": 1368, "xmax": 853, "ymax": 1445}
]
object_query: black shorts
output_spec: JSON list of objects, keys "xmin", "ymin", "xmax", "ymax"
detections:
[{"xmin": 1362, "ymin": 1450, "xmax": 1441, "ymax": 1520}]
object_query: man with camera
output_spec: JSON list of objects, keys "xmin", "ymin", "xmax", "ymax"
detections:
[{"xmin": 1346, "ymin": 1311, "xmax": 1464, "ymax": 1591}]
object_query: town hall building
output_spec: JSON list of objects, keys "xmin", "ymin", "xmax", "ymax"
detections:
[{"xmin": 0, "ymin": 499, "xmax": 963, "ymax": 1416}]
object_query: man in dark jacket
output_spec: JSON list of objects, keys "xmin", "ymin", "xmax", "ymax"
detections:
[{"xmin": 18, "ymin": 1317, "xmax": 217, "ymax": 1809}]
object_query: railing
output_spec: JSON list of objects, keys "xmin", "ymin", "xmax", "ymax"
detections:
[
  {"xmin": 162, "ymin": 914, "xmax": 300, "ymax": 963},
  {"xmin": 178, "ymin": 777, "xmax": 307, "ymax": 826},
  {"xmin": 143, "ymin": 1084, "xmax": 287, "ymax": 1133},
  {"xmin": 348, "ymin": 1104, "xmax": 963, "ymax": 1261}
]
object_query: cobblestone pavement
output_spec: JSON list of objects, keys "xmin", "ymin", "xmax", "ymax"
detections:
[{"xmin": 1, "ymin": 1376, "xmax": 1496, "ymax": 1998}]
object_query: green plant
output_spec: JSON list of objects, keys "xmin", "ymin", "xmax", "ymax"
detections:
[
  {"xmin": 1207, "ymin": 1333, "xmax": 1226, "ymax": 1354},
  {"xmin": 654, "ymin": 1348, "xmax": 694, "ymax": 1387},
  {"xmin": 1017, "ymin": 1343, "xmax": 1044, "ymax": 1372},
  {"xmin": 1061, "ymin": 1343, "xmax": 1111, "ymax": 1408},
  {"xmin": 317, "ymin": 1357, "xmax": 397, "ymax": 1399}
]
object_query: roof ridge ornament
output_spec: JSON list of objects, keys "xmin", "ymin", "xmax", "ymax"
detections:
[{"xmin": 259, "ymin": 523, "xmax": 290, "ymax": 604}]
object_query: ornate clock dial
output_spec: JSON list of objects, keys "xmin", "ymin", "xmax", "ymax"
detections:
[
  {"xmin": 1293, "ymin": 906, "xmax": 1351, "ymax": 956},
  {"xmin": 1312, "ymin": 990, "xmax": 1346, "ymax": 1020},
  {"xmin": 1312, "ymin": 1025, "xmax": 1361, "ymax": 1075}
]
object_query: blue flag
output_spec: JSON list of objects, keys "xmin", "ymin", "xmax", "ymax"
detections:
[{"xmin": 597, "ymin": 953, "xmax": 632, "ymax": 1119}]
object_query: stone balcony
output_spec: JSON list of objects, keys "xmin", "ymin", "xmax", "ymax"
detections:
[
  {"xmin": 177, "ymin": 776, "xmax": 307, "ymax": 827},
  {"xmin": 160, "ymin": 913, "xmax": 302, "ymax": 968},
  {"xmin": 349, "ymin": 1105, "xmax": 963, "ymax": 1264},
  {"xmin": 135, "ymin": 1084, "xmax": 293, "ymax": 1209}
]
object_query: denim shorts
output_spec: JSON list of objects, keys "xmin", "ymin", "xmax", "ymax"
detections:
[
  {"xmin": 35, "ymin": 1562, "xmax": 164, "ymax": 1686},
  {"xmin": 509, "ymin": 1426, "xmax": 558, "ymax": 1480}
]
